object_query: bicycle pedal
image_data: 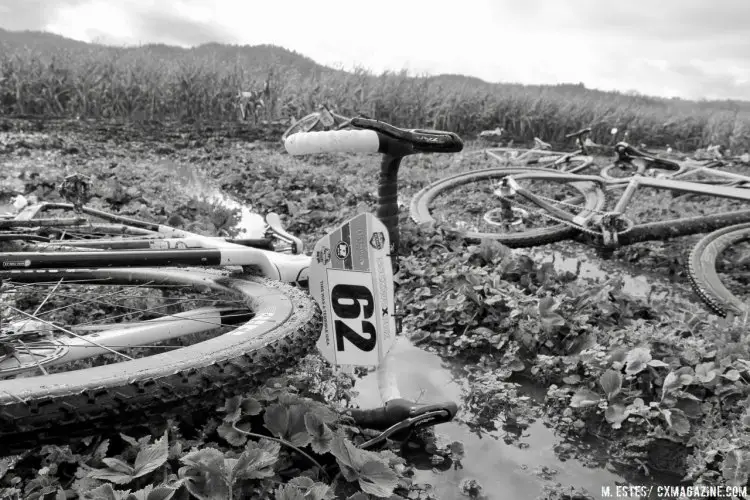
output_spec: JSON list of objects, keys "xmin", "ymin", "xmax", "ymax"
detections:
[{"xmin": 265, "ymin": 213, "xmax": 304, "ymax": 254}]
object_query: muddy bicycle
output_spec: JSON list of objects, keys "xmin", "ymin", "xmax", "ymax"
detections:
[
  {"xmin": 0, "ymin": 114, "xmax": 462, "ymax": 451},
  {"xmin": 410, "ymin": 141, "xmax": 750, "ymax": 317}
]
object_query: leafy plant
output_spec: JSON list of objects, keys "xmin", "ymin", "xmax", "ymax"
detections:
[
  {"xmin": 87, "ymin": 431, "xmax": 169, "ymax": 485},
  {"xmin": 178, "ymin": 441, "xmax": 279, "ymax": 499}
]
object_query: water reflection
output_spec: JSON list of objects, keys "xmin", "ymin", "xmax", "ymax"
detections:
[{"xmin": 354, "ymin": 337, "xmax": 631, "ymax": 500}]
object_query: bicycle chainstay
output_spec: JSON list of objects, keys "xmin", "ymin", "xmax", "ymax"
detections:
[{"xmin": 494, "ymin": 187, "xmax": 633, "ymax": 242}]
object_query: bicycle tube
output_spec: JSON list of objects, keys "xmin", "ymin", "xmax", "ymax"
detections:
[
  {"xmin": 409, "ymin": 167, "xmax": 606, "ymax": 246},
  {"xmin": 1, "ymin": 209, "xmax": 310, "ymax": 282},
  {"xmin": 687, "ymin": 222, "xmax": 750, "ymax": 317},
  {"xmin": 599, "ymin": 161, "xmax": 690, "ymax": 180},
  {"xmin": 616, "ymin": 209, "xmax": 750, "ymax": 246},
  {"xmin": 0, "ymin": 268, "xmax": 320, "ymax": 452},
  {"xmin": 486, "ymin": 147, "xmax": 572, "ymax": 157}
]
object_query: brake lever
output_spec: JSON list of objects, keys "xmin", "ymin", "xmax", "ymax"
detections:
[
  {"xmin": 264, "ymin": 213, "xmax": 304, "ymax": 254},
  {"xmin": 358, "ymin": 410, "xmax": 454, "ymax": 450}
]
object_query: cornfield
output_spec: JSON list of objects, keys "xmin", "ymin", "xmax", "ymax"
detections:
[{"xmin": 1, "ymin": 39, "xmax": 749, "ymax": 151}]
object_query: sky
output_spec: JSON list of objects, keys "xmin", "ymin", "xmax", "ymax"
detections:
[{"xmin": 1, "ymin": 0, "xmax": 749, "ymax": 101}]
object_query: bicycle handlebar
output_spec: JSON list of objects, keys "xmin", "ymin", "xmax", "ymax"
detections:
[
  {"xmin": 283, "ymin": 115, "xmax": 462, "ymax": 260},
  {"xmin": 285, "ymin": 129, "xmax": 380, "ymax": 155},
  {"xmin": 283, "ymin": 116, "xmax": 463, "ymax": 157},
  {"xmin": 347, "ymin": 398, "xmax": 458, "ymax": 449}
]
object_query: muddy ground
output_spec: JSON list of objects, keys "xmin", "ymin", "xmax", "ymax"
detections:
[{"xmin": 1, "ymin": 117, "xmax": 749, "ymax": 499}]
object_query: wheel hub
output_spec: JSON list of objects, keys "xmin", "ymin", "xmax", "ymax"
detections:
[
  {"xmin": 0, "ymin": 338, "xmax": 69, "ymax": 375},
  {"xmin": 483, "ymin": 207, "xmax": 529, "ymax": 227}
]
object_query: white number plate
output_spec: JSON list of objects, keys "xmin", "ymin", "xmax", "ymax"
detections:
[{"xmin": 308, "ymin": 213, "xmax": 396, "ymax": 368}]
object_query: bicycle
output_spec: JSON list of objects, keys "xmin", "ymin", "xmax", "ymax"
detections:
[
  {"xmin": 0, "ymin": 113, "xmax": 463, "ymax": 452},
  {"xmin": 410, "ymin": 141, "xmax": 750, "ymax": 317},
  {"xmin": 480, "ymin": 127, "xmax": 596, "ymax": 173}
]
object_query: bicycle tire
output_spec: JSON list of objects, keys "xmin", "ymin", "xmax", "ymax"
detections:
[
  {"xmin": 687, "ymin": 223, "xmax": 750, "ymax": 317},
  {"xmin": 0, "ymin": 267, "xmax": 320, "ymax": 451},
  {"xmin": 409, "ymin": 168, "xmax": 606, "ymax": 246}
]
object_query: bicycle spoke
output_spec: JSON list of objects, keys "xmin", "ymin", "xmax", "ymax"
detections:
[
  {"xmin": 15, "ymin": 339, "xmax": 50, "ymax": 376},
  {"xmin": 7, "ymin": 305, "xmax": 136, "ymax": 361},
  {"xmin": 1, "ymin": 274, "xmax": 253, "ymax": 377},
  {"xmin": 429, "ymin": 176, "xmax": 592, "ymax": 235},
  {"xmin": 6, "ymin": 280, "xmax": 244, "ymax": 331},
  {"xmin": 14, "ymin": 277, "xmax": 64, "ymax": 338}
]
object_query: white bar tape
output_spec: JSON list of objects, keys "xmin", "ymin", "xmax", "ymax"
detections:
[{"xmin": 284, "ymin": 130, "xmax": 380, "ymax": 155}]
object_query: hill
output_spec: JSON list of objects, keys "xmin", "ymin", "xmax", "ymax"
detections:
[{"xmin": 0, "ymin": 27, "xmax": 330, "ymax": 76}]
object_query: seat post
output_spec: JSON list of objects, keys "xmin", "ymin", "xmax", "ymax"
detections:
[{"xmin": 376, "ymin": 154, "xmax": 403, "ymax": 272}]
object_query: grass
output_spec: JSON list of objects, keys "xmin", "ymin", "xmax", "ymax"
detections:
[{"xmin": 1, "ymin": 30, "xmax": 750, "ymax": 152}]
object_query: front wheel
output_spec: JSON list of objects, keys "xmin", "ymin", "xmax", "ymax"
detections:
[
  {"xmin": 687, "ymin": 223, "xmax": 750, "ymax": 317},
  {"xmin": 409, "ymin": 168, "xmax": 606, "ymax": 246},
  {"xmin": 0, "ymin": 267, "xmax": 320, "ymax": 451}
]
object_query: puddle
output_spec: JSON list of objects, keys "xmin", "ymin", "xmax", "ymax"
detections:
[
  {"xmin": 157, "ymin": 159, "xmax": 266, "ymax": 238},
  {"xmin": 188, "ymin": 166, "xmax": 680, "ymax": 499},
  {"xmin": 207, "ymin": 190, "xmax": 266, "ymax": 238},
  {"xmin": 354, "ymin": 338, "xmax": 638, "ymax": 500},
  {"xmin": 521, "ymin": 244, "xmax": 684, "ymax": 302}
]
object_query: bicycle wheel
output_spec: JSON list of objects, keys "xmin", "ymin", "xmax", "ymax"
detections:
[
  {"xmin": 485, "ymin": 148, "xmax": 593, "ymax": 173},
  {"xmin": 687, "ymin": 223, "xmax": 750, "ymax": 317},
  {"xmin": 0, "ymin": 267, "xmax": 320, "ymax": 450},
  {"xmin": 410, "ymin": 168, "xmax": 606, "ymax": 246}
]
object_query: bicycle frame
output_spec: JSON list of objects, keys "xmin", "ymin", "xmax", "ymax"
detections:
[
  {"xmin": 668, "ymin": 160, "xmax": 750, "ymax": 183},
  {"xmin": 502, "ymin": 171, "xmax": 750, "ymax": 244},
  {"xmin": 2, "ymin": 203, "xmax": 313, "ymax": 283}
]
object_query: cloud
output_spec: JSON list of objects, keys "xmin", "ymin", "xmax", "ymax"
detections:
[
  {"xmin": 0, "ymin": 0, "xmax": 88, "ymax": 31},
  {"xmin": 123, "ymin": 3, "xmax": 240, "ymax": 47},
  {"xmin": 0, "ymin": 0, "xmax": 748, "ymax": 101}
]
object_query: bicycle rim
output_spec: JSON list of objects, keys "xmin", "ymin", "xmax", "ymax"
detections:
[
  {"xmin": 409, "ymin": 168, "xmax": 606, "ymax": 246},
  {"xmin": 552, "ymin": 155, "xmax": 595, "ymax": 173},
  {"xmin": 281, "ymin": 113, "xmax": 321, "ymax": 142},
  {"xmin": 687, "ymin": 223, "xmax": 750, "ymax": 317},
  {"xmin": 0, "ymin": 267, "xmax": 320, "ymax": 451}
]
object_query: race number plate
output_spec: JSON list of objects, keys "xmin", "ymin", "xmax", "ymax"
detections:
[{"xmin": 308, "ymin": 213, "xmax": 397, "ymax": 368}]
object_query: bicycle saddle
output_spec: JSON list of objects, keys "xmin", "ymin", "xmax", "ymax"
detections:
[
  {"xmin": 350, "ymin": 116, "xmax": 463, "ymax": 154},
  {"xmin": 565, "ymin": 127, "xmax": 592, "ymax": 139}
]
